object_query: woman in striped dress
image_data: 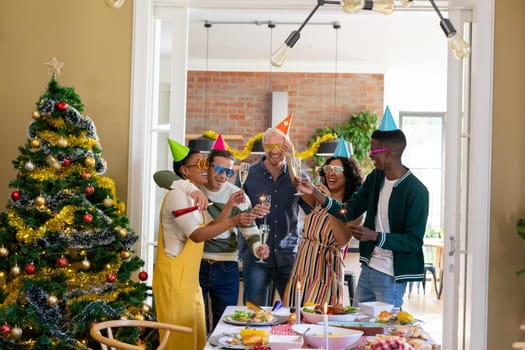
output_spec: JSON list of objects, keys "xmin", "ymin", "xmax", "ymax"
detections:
[{"xmin": 283, "ymin": 156, "xmax": 363, "ymax": 306}]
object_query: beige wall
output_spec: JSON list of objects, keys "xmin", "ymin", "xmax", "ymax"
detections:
[
  {"xmin": 2, "ymin": 0, "xmax": 525, "ymax": 348},
  {"xmin": 489, "ymin": 0, "xmax": 525, "ymax": 347},
  {"xmin": 0, "ymin": 0, "xmax": 132, "ymax": 203}
]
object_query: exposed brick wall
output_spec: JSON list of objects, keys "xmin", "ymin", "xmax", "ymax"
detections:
[{"xmin": 186, "ymin": 71, "xmax": 383, "ymax": 158}]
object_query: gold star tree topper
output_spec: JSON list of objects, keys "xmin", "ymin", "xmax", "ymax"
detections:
[{"xmin": 45, "ymin": 57, "xmax": 64, "ymax": 76}]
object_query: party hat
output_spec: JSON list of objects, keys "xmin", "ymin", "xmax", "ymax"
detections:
[
  {"xmin": 275, "ymin": 113, "xmax": 293, "ymax": 135},
  {"xmin": 333, "ymin": 137, "xmax": 351, "ymax": 158},
  {"xmin": 168, "ymin": 138, "xmax": 190, "ymax": 161},
  {"xmin": 378, "ymin": 106, "xmax": 397, "ymax": 131},
  {"xmin": 212, "ymin": 133, "xmax": 227, "ymax": 150}
]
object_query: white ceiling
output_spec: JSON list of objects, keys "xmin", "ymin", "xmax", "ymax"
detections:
[{"xmin": 159, "ymin": 0, "xmax": 468, "ymax": 72}]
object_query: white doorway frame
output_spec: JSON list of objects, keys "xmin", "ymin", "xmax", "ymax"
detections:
[{"xmin": 128, "ymin": 1, "xmax": 494, "ymax": 349}]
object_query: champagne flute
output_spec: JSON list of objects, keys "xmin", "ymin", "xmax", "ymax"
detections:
[
  {"xmin": 238, "ymin": 162, "xmax": 250, "ymax": 190},
  {"xmin": 257, "ymin": 223, "xmax": 270, "ymax": 264},
  {"xmin": 291, "ymin": 157, "xmax": 303, "ymax": 195}
]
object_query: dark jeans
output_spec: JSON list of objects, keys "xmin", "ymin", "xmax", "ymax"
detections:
[
  {"xmin": 199, "ymin": 260, "xmax": 239, "ymax": 332},
  {"xmin": 242, "ymin": 258, "xmax": 292, "ymax": 306}
]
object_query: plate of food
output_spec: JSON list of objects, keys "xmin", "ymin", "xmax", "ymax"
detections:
[
  {"xmin": 301, "ymin": 303, "xmax": 360, "ymax": 323},
  {"xmin": 374, "ymin": 310, "xmax": 424, "ymax": 326},
  {"xmin": 223, "ymin": 309, "xmax": 286, "ymax": 326},
  {"xmin": 217, "ymin": 329, "xmax": 270, "ymax": 349}
]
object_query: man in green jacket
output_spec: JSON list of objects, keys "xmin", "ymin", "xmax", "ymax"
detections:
[{"xmin": 296, "ymin": 111, "xmax": 429, "ymax": 308}]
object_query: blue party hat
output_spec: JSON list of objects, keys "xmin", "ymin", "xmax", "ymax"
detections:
[
  {"xmin": 378, "ymin": 106, "xmax": 397, "ymax": 131},
  {"xmin": 333, "ymin": 137, "xmax": 351, "ymax": 158}
]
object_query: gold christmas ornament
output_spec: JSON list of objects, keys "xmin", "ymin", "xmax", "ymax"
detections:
[
  {"xmin": 134, "ymin": 314, "xmax": 145, "ymax": 321},
  {"xmin": 80, "ymin": 258, "xmax": 91, "ymax": 271},
  {"xmin": 119, "ymin": 228, "xmax": 128, "ymax": 238},
  {"xmin": 24, "ymin": 161, "xmax": 35, "ymax": 171},
  {"xmin": 47, "ymin": 295, "xmax": 58, "ymax": 307},
  {"xmin": 0, "ymin": 271, "xmax": 6, "ymax": 286},
  {"xmin": 56, "ymin": 138, "xmax": 68, "ymax": 148},
  {"xmin": 142, "ymin": 304, "xmax": 151, "ymax": 314},
  {"xmin": 35, "ymin": 195, "xmax": 46, "ymax": 207},
  {"xmin": 120, "ymin": 251, "xmax": 131, "ymax": 260},
  {"xmin": 32, "ymin": 111, "xmax": 41, "ymax": 119},
  {"xmin": 84, "ymin": 157, "xmax": 95, "ymax": 167},
  {"xmin": 0, "ymin": 246, "xmax": 8, "ymax": 257},
  {"xmin": 102, "ymin": 197, "xmax": 113, "ymax": 208},
  {"xmin": 31, "ymin": 139, "xmax": 41, "ymax": 149},
  {"xmin": 10, "ymin": 326, "xmax": 22, "ymax": 339},
  {"xmin": 10, "ymin": 265, "xmax": 20, "ymax": 277}
]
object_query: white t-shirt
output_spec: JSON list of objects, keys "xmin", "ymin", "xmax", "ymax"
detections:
[
  {"xmin": 369, "ymin": 178, "xmax": 396, "ymax": 276},
  {"xmin": 160, "ymin": 180, "xmax": 203, "ymax": 257}
]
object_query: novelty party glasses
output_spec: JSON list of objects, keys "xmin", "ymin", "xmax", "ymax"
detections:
[
  {"xmin": 211, "ymin": 163, "xmax": 235, "ymax": 178},
  {"xmin": 322, "ymin": 165, "xmax": 344, "ymax": 174}
]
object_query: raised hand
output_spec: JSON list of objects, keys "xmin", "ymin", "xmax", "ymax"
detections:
[
  {"xmin": 252, "ymin": 203, "xmax": 270, "ymax": 219},
  {"xmin": 226, "ymin": 190, "xmax": 246, "ymax": 207},
  {"xmin": 295, "ymin": 176, "xmax": 314, "ymax": 194},
  {"xmin": 235, "ymin": 212, "xmax": 258, "ymax": 227}
]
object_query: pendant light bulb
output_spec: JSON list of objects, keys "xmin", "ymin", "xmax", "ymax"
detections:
[
  {"xmin": 366, "ymin": 0, "xmax": 395, "ymax": 15},
  {"xmin": 449, "ymin": 34, "xmax": 471, "ymax": 60},
  {"xmin": 104, "ymin": 0, "xmax": 125, "ymax": 9},
  {"xmin": 341, "ymin": 0, "xmax": 365, "ymax": 13},
  {"xmin": 270, "ymin": 44, "xmax": 289, "ymax": 68}
]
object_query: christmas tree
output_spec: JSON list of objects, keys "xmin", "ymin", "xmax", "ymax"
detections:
[{"xmin": 0, "ymin": 59, "xmax": 152, "ymax": 349}]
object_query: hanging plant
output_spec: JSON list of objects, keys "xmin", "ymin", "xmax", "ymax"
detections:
[{"xmin": 308, "ymin": 110, "xmax": 378, "ymax": 174}]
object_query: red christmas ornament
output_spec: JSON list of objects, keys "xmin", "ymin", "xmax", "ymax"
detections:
[
  {"xmin": 106, "ymin": 273, "xmax": 117, "ymax": 283},
  {"xmin": 24, "ymin": 263, "xmax": 36, "ymax": 275},
  {"xmin": 62, "ymin": 158, "xmax": 71, "ymax": 167},
  {"xmin": 56, "ymin": 256, "xmax": 68, "ymax": 268},
  {"xmin": 56, "ymin": 102, "xmax": 67, "ymax": 111},
  {"xmin": 138, "ymin": 271, "xmax": 148, "ymax": 281},
  {"xmin": 0, "ymin": 323, "xmax": 11, "ymax": 335},
  {"xmin": 85, "ymin": 185, "xmax": 95, "ymax": 196},
  {"xmin": 81, "ymin": 172, "xmax": 92, "ymax": 179},
  {"xmin": 82, "ymin": 213, "xmax": 93, "ymax": 223},
  {"xmin": 11, "ymin": 190, "xmax": 21, "ymax": 201}
]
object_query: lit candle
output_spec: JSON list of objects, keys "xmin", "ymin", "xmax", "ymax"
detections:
[
  {"xmin": 323, "ymin": 302, "xmax": 329, "ymax": 350},
  {"xmin": 295, "ymin": 280, "xmax": 302, "ymax": 324}
]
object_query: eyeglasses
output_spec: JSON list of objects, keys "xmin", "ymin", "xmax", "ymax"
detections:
[
  {"xmin": 322, "ymin": 165, "xmax": 344, "ymax": 174},
  {"xmin": 211, "ymin": 163, "xmax": 235, "ymax": 178},
  {"xmin": 369, "ymin": 147, "xmax": 390, "ymax": 157},
  {"xmin": 183, "ymin": 159, "xmax": 209, "ymax": 170},
  {"xmin": 262, "ymin": 143, "xmax": 282, "ymax": 152}
]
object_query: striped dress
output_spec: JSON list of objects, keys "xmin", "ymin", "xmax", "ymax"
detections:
[{"xmin": 283, "ymin": 206, "xmax": 346, "ymax": 307}]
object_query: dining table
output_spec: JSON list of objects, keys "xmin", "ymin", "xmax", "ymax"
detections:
[{"xmin": 204, "ymin": 305, "xmax": 439, "ymax": 349}]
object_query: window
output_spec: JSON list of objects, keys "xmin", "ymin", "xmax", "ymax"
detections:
[{"xmin": 400, "ymin": 112, "xmax": 444, "ymax": 237}]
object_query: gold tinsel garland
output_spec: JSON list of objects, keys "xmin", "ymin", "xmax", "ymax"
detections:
[
  {"xmin": 201, "ymin": 130, "xmax": 337, "ymax": 160},
  {"xmin": 38, "ymin": 130, "xmax": 100, "ymax": 150},
  {"xmin": 9, "ymin": 205, "xmax": 76, "ymax": 243}
]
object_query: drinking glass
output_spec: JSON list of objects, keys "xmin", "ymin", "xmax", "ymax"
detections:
[
  {"xmin": 238, "ymin": 162, "xmax": 250, "ymax": 190},
  {"xmin": 291, "ymin": 157, "xmax": 303, "ymax": 195},
  {"xmin": 257, "ymin": 223, "xmax": 270, "ymax": 264}
]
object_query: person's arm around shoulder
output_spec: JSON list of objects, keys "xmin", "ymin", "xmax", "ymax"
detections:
[{"xmin": 170, "ymin": 179, "xmax": 208, "ymax": 211}]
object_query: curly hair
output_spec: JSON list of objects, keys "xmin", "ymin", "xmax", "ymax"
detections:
[
  {"xmin": 320, "ymin": 156, "xmax": 363, "ymax": 201},
  {"xmin": 173, "ymin": 149, "xmax": 200, "ymax": 178}
]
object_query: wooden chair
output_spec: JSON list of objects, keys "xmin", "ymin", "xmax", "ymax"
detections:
[{"xmin": 90, "ymin": 319, "xmax": 192, "ymax": 350}]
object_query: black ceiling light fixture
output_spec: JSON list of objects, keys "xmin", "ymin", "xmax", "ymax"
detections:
[
  {"xmin": 271, "ymin": 0, "xmax": 469, "ymax": 67},
  {"xmin": 188, "ymin": 21, "xmax": 216, "ymax": 153}
]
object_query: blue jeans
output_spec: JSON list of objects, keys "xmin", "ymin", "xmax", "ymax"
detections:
[
  {"xmin": 199, "ymin": 261, "xmax": 239, "ymax": 331},
  {"xmin": 355, "ymin": 265, "xmax": 407, "ymax": 308},
  {"xmin": 242, "ymin": 259, "xmax": 292, "ymax": 306}
]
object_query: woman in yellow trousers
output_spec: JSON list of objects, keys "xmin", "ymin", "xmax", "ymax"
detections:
[{"xmin": 153, "ymin": 139, "xmax": 256, "ymax": 349}]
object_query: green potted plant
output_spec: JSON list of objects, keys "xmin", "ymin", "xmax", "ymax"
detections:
[{"xmin": 308, "ymin": 110, "xmax": 378, "ymax": 174}]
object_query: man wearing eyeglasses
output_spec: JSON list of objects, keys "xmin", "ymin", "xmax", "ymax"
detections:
[
  {"xmin": 296, "ymin": 128, "xmax": 429, "ymax": 308},
  {"xmin": 198, "ymin": 149, "xmax": 270, "ymax": 331},
  {"xmin": 237, "ymin": 128, "xmax": 311, "ymax": 307}
]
